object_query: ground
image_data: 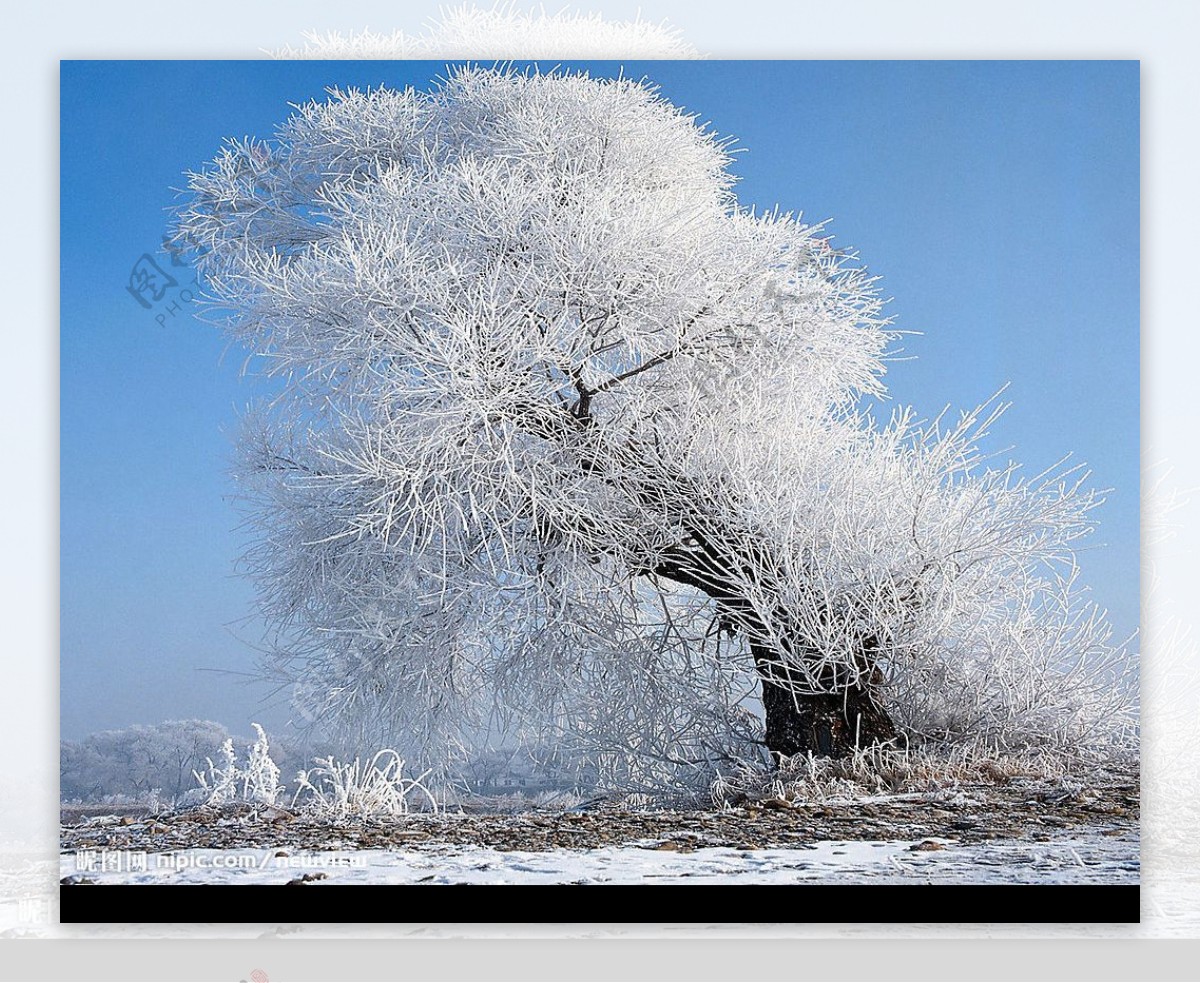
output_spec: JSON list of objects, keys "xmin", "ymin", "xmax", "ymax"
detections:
[{"xmin": 58, "ymin": 767, "xmax": 1139, "ymax": 887}]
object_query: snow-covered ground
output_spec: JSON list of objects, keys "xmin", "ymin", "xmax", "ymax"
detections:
[
  {"xmin": 0, "ymin": 829, "xmax": 1176, "ymax": 937},
  {"xmin": 59, "ymin": 833, "xmax": 1137, "ymax": 886}
]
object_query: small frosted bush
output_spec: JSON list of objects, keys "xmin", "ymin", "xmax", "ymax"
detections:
[
  {"xmin": 190, "ymin": 723, "xmax": 283, "ymax": 807},
  {"xmin": 292, "ymin": 749, "xmax": 439, "ymax": 818}
]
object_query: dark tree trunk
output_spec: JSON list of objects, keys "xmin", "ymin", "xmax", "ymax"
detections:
[
  {"xmin": 630, "ymin": 490, "xmax": 899, "ymax": 764},
  {"xmin": 752, "ymin": 644, "xmax": 896, "ymax": 761}
]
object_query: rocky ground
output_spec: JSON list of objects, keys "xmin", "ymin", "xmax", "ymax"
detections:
[{"xmin": 61, "ymin": 767, "xmax": 1138, "ymax": 858}]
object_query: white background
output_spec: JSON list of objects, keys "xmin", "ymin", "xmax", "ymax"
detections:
[{"xmin": 5, "ymin": 0, "xmax": 1198, "ymax": 978}]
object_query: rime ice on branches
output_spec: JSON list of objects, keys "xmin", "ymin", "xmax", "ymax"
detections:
[{"xmin": 174, "ymin": 67, "xmax": 1134, "ymax": 791}]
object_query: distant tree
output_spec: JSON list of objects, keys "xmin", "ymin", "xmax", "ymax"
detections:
[
  {"xmin": 60, "ymin": 720, "xmax": 233, "ymax": 803},
  {"xmin": 174, "ymin": 68, "xmax": 1133, "ymax": 787}
]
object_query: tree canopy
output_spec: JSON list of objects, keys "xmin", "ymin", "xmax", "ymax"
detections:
[{"xmin": 175, "ymin": 67, "xmax": 1134, "ymax": 792}]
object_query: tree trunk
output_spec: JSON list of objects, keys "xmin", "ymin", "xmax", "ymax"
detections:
[
  {"xmin": 644, "ymin": 518, "xmax": 898, "ymax": 762},
  {"xmin": 753, "ymin": 644, "xmax": 896, "ymax": 761}
]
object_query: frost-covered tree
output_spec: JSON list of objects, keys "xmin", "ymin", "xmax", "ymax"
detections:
[
  {"xmin": 174, "ymin": 68, "xmax": 1133, "ymax": 786},
  {"xmin": 272, "ymin": 4, "xmax": 699, "ymax": 60},
  {"xmin": 60, "ymin": 720, "xmax": 235, "ymax": 804}
]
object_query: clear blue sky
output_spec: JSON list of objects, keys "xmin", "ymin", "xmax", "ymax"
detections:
[{"xmin": 60, "ymin": 60, "xmax": 1139, "ymax": 739}]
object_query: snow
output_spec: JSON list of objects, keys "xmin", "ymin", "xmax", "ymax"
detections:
[{"xmin": 60, "ymin": 833, "xmax": 1137, "ymax": 886}]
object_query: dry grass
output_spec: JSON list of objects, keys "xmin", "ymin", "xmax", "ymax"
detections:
[{"xmin": 710, "ymin": 742, "xmax": 1137, "ymax": 809}]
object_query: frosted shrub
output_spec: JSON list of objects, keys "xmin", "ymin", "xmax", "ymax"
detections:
[
  {"xmin": 710, "ymin": 744, "xmax": 1087, "ymax": 810},
  {"xmin": 292, "ymin": 750, "xmax": 439, "ymax": 818},
  {"xmin": 190, "ymin": 724, "xmax": 283, "ymax": 807}
]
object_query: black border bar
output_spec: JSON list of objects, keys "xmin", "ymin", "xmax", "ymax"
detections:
[{"xmin": 60, "ymin": 884, "xmax": 1140, "ymax": 924}]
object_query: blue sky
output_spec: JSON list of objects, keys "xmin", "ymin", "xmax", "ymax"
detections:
[{"xmin": 60, "ymin": 60, "xmax": 1139, "ymax": 739}]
